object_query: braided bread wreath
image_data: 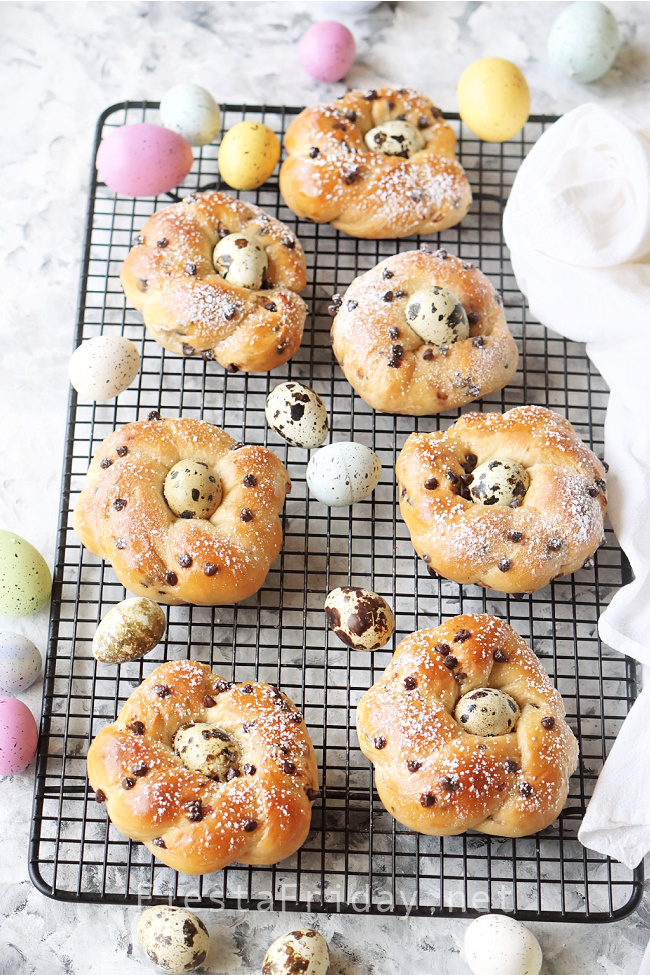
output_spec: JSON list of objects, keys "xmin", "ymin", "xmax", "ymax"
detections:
[
  {"xmin": 356, "ymin": 615, "xmax": 579, "ymax": 837},
  {"xmin": 120, "ymin": 192, "xmax": 307, "ymax": 372},
  {"xmin": 330, "ymin": 250, "xmax": 518, "ymax": 415},
  {"xmin": 73, "ymin": 415, "xmax": 291, "ymax": 605},
  {"xmin": 396, "ymin": 405, "xmax": 607, "ymax": 594},
  {"xmin": 87, "ymin": 660, "xmax": 320, "ymax": 874},
  {"xmin": 279, "ymin": 86, "xmax": 472, "ymax": 238}
]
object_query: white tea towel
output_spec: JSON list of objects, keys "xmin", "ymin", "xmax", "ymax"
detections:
[{"xmin": 502, "ymin": 102, "xmax": 650, "ymax": 868}]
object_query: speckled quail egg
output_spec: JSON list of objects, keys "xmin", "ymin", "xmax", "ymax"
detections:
[
  {"xmin": 69, "ymin": 335, "xmax": 141, "ymax": 401},
  {"xmin": 325, "ymin": 586, "xmax": 394, "ymax": 651},
  {"xmin": 405, "ymin": 286, "xmax": 469, "ymax": 347},
  {"xmin": 455, "ymin": 687, "xmax": 521, "ymax": 737},
  {"xmin": 262, "ymin": 929, "xmax": 330, "ymax": 975},
  {"xmin": 137, "ymin": 906, "xmax": 210, "ymax": 974},
  {"xmin": 464, "ymin": 913, "xmax": 542, "ymax": 975},
  {"xmin": 174, "ymin": 722, "xmax": 241, "ymax": 780},
  {"xmin": 92, "ymin": 597, "xmax": 166, "ymax": 664},
  {"xmin": 213, "ymin": 231, "xmax": 268, "ymax": 289},
  {"xmin": 364, "ymin": 119, "xmax": 425, "ymax": 157},
  {"xmin": 266, "ymin": 382, "xmax": 329, "ymax": 449},
  {"xmin": 0, "ymin": 633, "xmax": 42, "ymax": 694},
  {"xmin": 164, "ymin": 459, "xmax": 222, "ymax": 520},
  {"xmin": 469, "ymin": 459, "xmax": 530, "ymax": 507},
  {"xmin": 0, "ymin": 531, "xmax": 52, "ymax": 617},
  {"xmin": 306, "ymin": 441, "xmax": 382, "ymax": 506},
  {"xmin": 160, "ymin": 82, "xmax": 222, "ymax": 146}
]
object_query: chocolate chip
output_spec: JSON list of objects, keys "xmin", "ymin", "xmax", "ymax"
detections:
[
  {"xmin": 113, "ymin": 498, "xmax": 127, "ymax": 511},
  {"xmin": 443, "ymin": 656, "xmax": 458, "ymax": 670},
  {"xmin": 116, "ymin": 446, "xmax": 128, "ymax": 457},
  {"xmin": 602, "ymin": 460, "xmax": 610, "ymax": 472},
  {"xmin": 342, "ymin": 164, "xmax": 360, "ymax": 184},
  {"xmin": 519, "ymin": 782, "xmax": 533, "ymax": 797},
  {"xmin": 347, "ymin": 299, "xmax": 358, "ymax": 311},
  {"xmin": 387, "ymin": 346, "xmax": 403, "ymax": 368},
  {"xmin": 434, "ymin": 248, "xmax": 448, "ymax": 259},
  {"xmin": 281, "ymin": 760, "xmax": 296, "ymax": 774},
  {"xmin": 404, "ymin": 676, "xmax": 418, "ymax": 690},
  {"xmin": 164, "ymin": 571, "xmax": 178, "ymax": 586},
  {"xmin": 282, "ymin": 236, "xmax": 295, "ymax": 248},
  {"xmin": 154, "ymin": 685, "xmax": 172, "ymax": 698},
  {"xmin": 504, "ymin": 760, "xmax": 520, "ymax": 774},
  {"xmin": 231, "ymin": 442, "xmax": 245, "ymax": 451},
  {"xmin": 240, "ymin": 508, "xmax": 254, "ymax": 522},
  {"xmin": 493, "ymin": 649, "xmax": 509, "ymax": 663},
  {"xmin": 264, "ymin": 301, "xmax": 277, "ymax": 312},
  {"xmin": 382, "ymin": 268, "xmax": 394, "ymax": 280},
  {"xmin": 424, "ymin": 476, "xmax": 439, "ymax": 490},
  {"xmin": 215, "ymin": 679, "xmax": 233, "ymax": 693},
  {"xmin": 363, "ymin": 89, "xmax": 378, "ymax": 100},
  {"xmin": 472, "ymin": 336, "xmax": 485, "ymax": 349},
  {"xmin": 422, "ymin": 554, "xmax": 431, "ymax": 564},
  {"xmin": 498, "ymin": 558, "xmax": 512, "ymax": 572},
  {"xmin": 133, "ymin": 234, "xmax": 145, "ymax": 246},
  {"xmin": 203, "ymin": 562, "xmax": 218, "ymax": 576},
  {"xmin": 241, "ymin": 684, "xmax": 254, "ymax": 694},
  {"xmin": 121, "ymin": 777, "xmax": 135, "ymax": 790},
  {"xmin": 436, "ymin": 643, "xmax": 450, "ymax": 656},
  {"xmin": 137, "ymin": 278, "xmax": 148, "ymax": 292},
  {"xmin": 453, "ymin": 629, "xmax": 472, "ymax": 643},
  {"xmin": 224, "ymin": 304, "xmax": 237, "ymax": 321},
  {"xmin": 309, "ymin": 146, "xmax": 320, "ymax": 158},
  {"xmin": 94, "ymin": 789, "xmax": 106, "ymax": 803},
  {"xmin": 147, "ymin": 410, "xmax": 161, "ymax": 421},
  {"xmin": 115, "ymin": 537, "xmax": 126, "ymax": 550},
  {"xmin": 184, "ymin": 262, "xmax": 197, "ymax": 276},
  {"xmin": 156, "ymin": 237, "xmax": 168, "ymax": 249},
  {"xmin": 177, "ymin": 553, "xmax": 193, "ymax": 568},
  {"xmin": 541, "ymin": 716, "xmax": 556, "ymax": 730},
  {"xmin": 440, "ymin": 776, "xmax": 458, "ymax": 793},
  {"xmin": 127, "ymin": 720, "xmax": 145, "ymax": 735},
  {"xmin": 132, "ymin": 761, "xmax": 148, "ymax": 777},
  {"xmin": 152, "ymin": 837, "xmax": 166, "ymax": 848},
  {"xmin": 226, "ymin": 363, "xmax": 239, "ymax": 373},
  {"xmin": 583, "ymin": 557, "xmax": 595, "ymax": 569},
  {"xmin": 374, "ymin": 736, "xmax": 387, "ymax": 750},
  {"xmin": 467, "ymin": 312, "xmax": 480, "ymax": 326},
  {"xmin": 225, "ymin": 768, "xmax": 240, "ymax": 783},
  {"xmin": 507, "ymin": 530, "xmax": 523, "ymax": 542},
  {"xmin": 382, "ymin": 291, "xmax": 394, "ymax": 302},
  {"xmin": 185, "ymin": 801, "xmax": 203, "ymax": 822},
  {"xmin": 596, "ymin": 478, "xmax": 607, "ymax": 490},
  {"xmin": 100, "ymin": 457, "xmax": 113, "ymax": 470},
  {"xmin": 332, "ymin": 122, "xmax": 347, "ymax": 132},
  {"xmin": 427, "ymin": 566, "xmax": 437, "ymax": 577},
  {"xmin": 388, "ymin": 326, "xmax": 400, "ymax": 340},
  {"xmin": 422, "ymin": 348, "xmax": 435, "ymax": 361},
  {"xmin": 417, "ymin": 115, "xmax": 429, "ymax": 129},
  {"xmin": 510, "ymin": 498, "xmax": 522, "ymax": 509},
  {"xmin": 454, "ymin": 672, "xmax": 467, "ymax": 684},
  {"xmin": 344, "ymin": 109, "xmax": 357, "ymax": 122},
  {"xmin": 407, "ymin": 760, "xmax": 423, "ymax": 772},
  {"xmin": 588, "ymin": 485, "xmax": 600, "ymax": 497},
  {"xmin": 242, "ymin": 763, "xmax": 257, "ymax": 776},
  {"xmin": 446, "ymin": 470, "xmax": 459, "ymax": 485},
  {"xmin": 420, "ymin": 792, "xmax": 436, "ymax": 807},
  {"xmin": 243, "ymin": 818, "xmax": 258, "ymax": 832}
]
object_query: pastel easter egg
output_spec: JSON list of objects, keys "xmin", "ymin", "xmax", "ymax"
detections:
[
  {"xmin": 96, "ymin": 123, "xmax": 194, "ymax": 197},
  {"xmin": 300, "ymin": 21, "xmax": 356, "ymax": 83},
  {"xmin": 0, "ymin": 531, "xmax": 52, "ymax": 617},
  {"xmin": 457, "ymin": 58, "xmax": 530, "ymax": 142},
  {"xmin": 218, "ymin": 121, "xmax": 280, "ymax": 190},
  {"xmin": 69, "ymin": 335, "xmax": 141, "ymax": 401},
  {"xmin": 0, "ymin": 697, "xmax": 38, "ymax": 775},
  {"xmin": 548, "ymin": 2, "xmax": 620, "ymax": 83},
  {"xmin": 160, "ymin": 83, "xmax": 222, "ymax": 146},
  {"xmin": 0, "ymin": 633, "xmax": 42, "ymax": 695}
]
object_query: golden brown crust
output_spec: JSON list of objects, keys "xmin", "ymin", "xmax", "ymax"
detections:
[
  {"xmin": 356, "ymin": 615, "xmax": 578, "ymax": 837},
  {"xmin": 120, "ymin": 192, "xmax": 307, "ymax": 372},
  {"xmin": 331, "ymin": 250, "xmax": 518, "ymax": 415},
  {"xmin": 395, "ymin": 405, "xmax": 607, "ymax": 593},
  {"xmin": 279, "ymin": 87, "xmax": 472, "ymax": 238},
  {"xmin": 87, "ymin": 660, "xmax": 320, "ymax": 875},
  {"xmin": 72, "ymin": 416, "xmax": 291, "ymax": 605}
]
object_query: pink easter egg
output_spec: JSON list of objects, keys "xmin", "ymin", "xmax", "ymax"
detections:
[
  {"xmin": 96, "ymin": 123, "xmax": 194, "ymax": 197},
  {"xmin": 300, "ymin": 21, "xmax": 356, "ymax": 83},
  {"xmin": 0, "ymin": 697, "xmax": 38, "ymax": 775}
]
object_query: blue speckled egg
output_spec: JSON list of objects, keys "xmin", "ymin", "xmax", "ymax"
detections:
[
  {"xmin": 548, "ymin": 2, "xmax": 620, "ymax": 83},
  {"xmin": 160, "ymin": 83, "xmax": 222, "ymax": 147},
  {"xmin": 0, "ymin": 531, "xmax": 52, "ymax": 617},
  {"xmin": 0, "ymin": 633, "xmax": 42, "ymax": 695}
]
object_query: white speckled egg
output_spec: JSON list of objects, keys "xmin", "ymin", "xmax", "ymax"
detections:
[
  {"xmin": 69, "ymin": 335, "xmax": 141, "ymax": 402},
  {"xmin": 364, "ymin": 119, "xmax": 424, "ymax": 157},
  {"xmin": 160, "ymin": 83, "xmax": 222, "ymax": 146},
  {"xmin": 464, "ymin": 913, "xmax": 542, "ymax": 975},
  {"xmin": 307, "ymin": 441, "xmax": 381, "ymax": 506},
  {"xmin": 266, "ymin": 382, "xmax": 329, "ymax": 449},
  {"xmin": 548, "ymin": 1, "xmax": 620, "ymax": 83},
  {"xmin": 0, "ymin": 531, "xmax": 51, "ymax": 617},
  {"xmin": 405, "ymin": 287, "xmax": 469, "ymax": 347},
  {"xmin": 164, "ymin": 459, "xmax": 222, "ymax": 520},
  {"xmin": 138, "ymin": 906, "xmax": 210, "ymax": 974},
  {"xmin": 325, "ymin": 586, "xmax": 394, "ymax": 651},
  {"xmin": 174, "ymin": 722, "xmax": 240, "ymax": 780},
  {"xmin": 213, "ymin": 231, "xmax": 268, "ymax": 289},
  {"xmin": 469, "ymin": 460, "xmax": 530, "ymax": 507},
  {"xmin": 92, "ymin": 597, "xmax": 167, "ymax": 664},
  {"xmin": 262, "ymin": 929, "xmax": 330, "ymax": 975},
  {"xmin": 454, "ymin": 687, "xmax": 521, "ymax": 736},
  {"xmin": 0, "ymin": 697, "xmax": 38, "ymax": 775},
  {"xmin": 0, "ymin": 633, "xmax": 42, "ymax": 694}
]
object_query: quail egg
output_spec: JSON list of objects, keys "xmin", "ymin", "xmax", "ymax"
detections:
[
  {"xmin": 464, "ymin": 913, "xmax": 542, "ymax": 975},
  {"xmin": 213, "ymin": 231, "xmax": 268, "ymax": 289},
  {"xmin": 0, "ymin": 531, "xmax": 52, "ymax": 617},
  {"xmin": 92, "ymin": 597, "xmax": 166, "ymax": 664},
  {"xmin": 454, "ymin": 687, "xmax": 521, "ymax": 737},
  {"xmin": 405, "ymin": 287, "xmax": 469, "ymax": 347},
  {"xmin": 0, "ymin": 633, "xmax": 42, "ymax": 694},
  {"xmin": 364, "ymin": 119, "xmax": 425, "ymax": 157},
  {"xmin": 325, "ymin": 586, "xmax": 394, "ymax": 651},
  {"xmin": 137, "ymin": 906, "xmax": 210, "ymax": 974},
  {"xmin": 262, "ymin": 929, "xmax": 330, "ymax": 975},
  {"xmin": 69, "ymin": 335, "xmax": 141, "ymax": 402},
  {"xmin": 266, "ymin": 382, "xmax": 329, "ymax": 449},
  {"xmin": 174, "ymin": 722, "xmax": 241, "ymax": 780},
  {"xmin": 469, "ymin": 460, "xmax": 530, "ymax": 507},
  {"xmin": 306, "ymin": 441, "xmax": 382, "ymax": 507},
  {"xmin": 164, "ymin": 459, "xmax": 222, "ymax": 520}
]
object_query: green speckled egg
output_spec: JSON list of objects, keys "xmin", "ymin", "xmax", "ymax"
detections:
[{"xmin": 0, "ymin": 531, "xmax": 52, "ymax": 617}]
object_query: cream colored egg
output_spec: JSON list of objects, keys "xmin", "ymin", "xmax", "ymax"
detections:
[
  {"xmin": 213, "ymin": 232, "xmax": 268, "ymax": 290},
  {"xmin": 174, "ymin": 722, "xmax": 241, "ymax": 780},
  {"xmin": 364, "ymin": 119, "xmax": 424, "ymax": 157},
  {"xmin": 69, "ymin": 335, "xmax": 141, "ymax": 402},
  {"xmin": 138, "ymin": 906, "xmax": 210, "ymax": 974},
  {"xmin": 164, "ymin": 459, "xmax": 222, "ymax": 520},
  {"xmin": 306, "ymin": 442, "xmax": 381, "ymax": 507},
  {"xmin": 468, "ymin": 460, "xmax": 530, "ymax": 507},
  {"xmin": 0, "ymin": 531, "xmax": 51, "ymax": 617},
  {"xmin": 92, "ymin": 597, "xmax": 166, "ymax": 664},
  {"xmin": 218, "ymin": 120, "xmax": 281, "ymax": 190},
  {"xmin": 266, "ymin": 382, "xmax": 329, "ymax": 449},
  {"xmin": 325, "ymin": 586, "xmax": 394, "ymax": 651},
  {"xmin": 464, "ymin": 914, "xmax": 542, "ymax": 975},
  {"xmin": 262, "ymin": 929, "xmax": 330, "ymax": 975},
  {"xmin": 454, "ymin": 687, "xmax": 521, "ymax": 736},
  {"xmin": 457, "ymin": 58, "xmax": 530, "ymax": 142},
  {"xmin": 405, "ymin": 286, "xmax": 469, "ymax": 347}
]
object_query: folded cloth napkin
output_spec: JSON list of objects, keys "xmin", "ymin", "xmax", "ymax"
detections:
[{"xmin": 502, "ymin": 102, "xmax": 650, "ymax": 869}]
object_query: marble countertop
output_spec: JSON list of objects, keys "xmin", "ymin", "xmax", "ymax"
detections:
[{"xmin": 2, "ymin": 2, "xmax": 650, "ymax": 972}]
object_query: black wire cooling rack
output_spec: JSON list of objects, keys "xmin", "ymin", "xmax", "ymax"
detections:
[{"xmin": 29, "ymin": 101, "xmax": 642, "ymax": 921}]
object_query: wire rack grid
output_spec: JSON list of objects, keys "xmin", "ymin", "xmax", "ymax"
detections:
[{"xmin": 28, "ymin": 100, "xmax": 642, "ymax": 922}]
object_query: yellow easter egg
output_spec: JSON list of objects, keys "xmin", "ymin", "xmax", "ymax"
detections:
[
  {"xmin": 218, "ymin": 121, "xmax": 281, "ymax": 190},
  {"xmin": 457, "ymin": 58, "xmax": 530, "ymax": 143}
]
